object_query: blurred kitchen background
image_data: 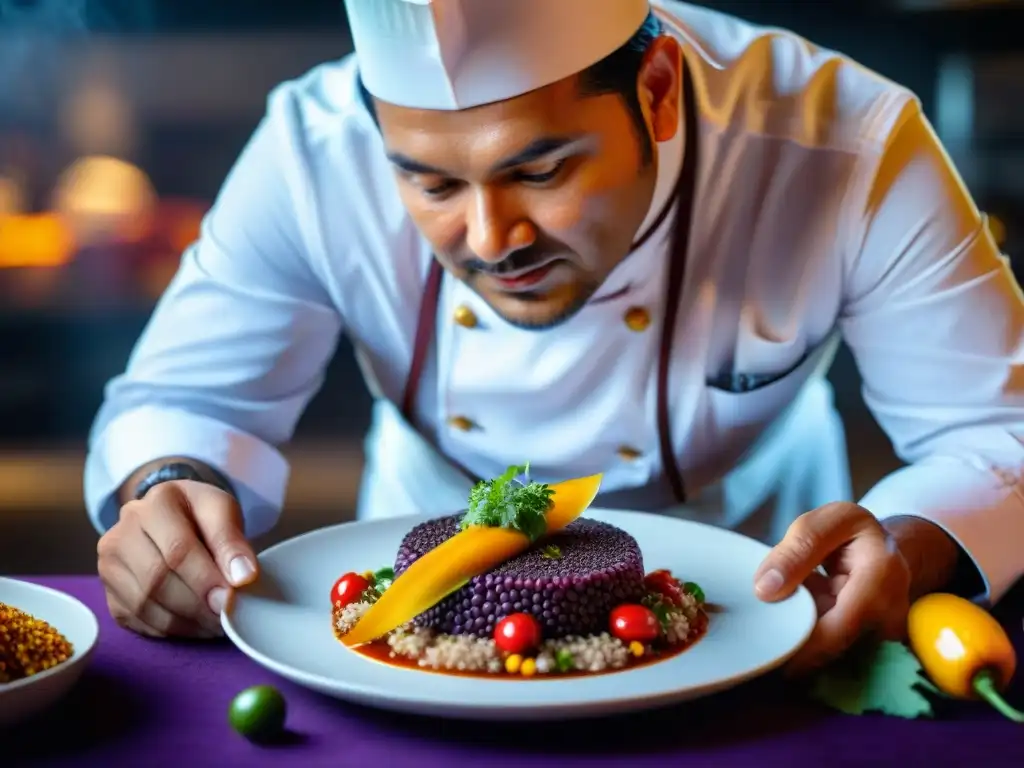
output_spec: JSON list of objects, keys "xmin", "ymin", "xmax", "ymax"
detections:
[{"xmin": 0, "ymin": 0, "xmax": 1021, "ymax": 574}]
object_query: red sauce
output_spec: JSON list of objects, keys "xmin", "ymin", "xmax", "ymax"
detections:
[{"xmin": 335, "ymin": 610, "xmax": 709, "ymax": 679}]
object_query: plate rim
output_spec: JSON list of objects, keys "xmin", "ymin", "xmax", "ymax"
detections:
[
  {"xmin": 0, "ymin": 576, "xmax": 101, "ymax": 696},
  {"xmin": 222, "ymin": 508, "xmax": 817, "ymax": 717}
]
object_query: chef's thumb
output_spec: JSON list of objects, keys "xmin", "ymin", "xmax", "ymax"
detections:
[
  {"xmin": 753, "ymin": 522, "xmax": 830, "ymax": 602},
  {"xmin": 219, "ymin": 536, "xmax": 259, "ymax": 589},
  {"xmin": 753, "ymin": 502, "xmax": 862, "ymax": 601}
]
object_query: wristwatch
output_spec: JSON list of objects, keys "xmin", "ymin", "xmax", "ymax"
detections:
[{"xmin": 133, "ymin": 461, "xmax": 237, "ymax": 502}]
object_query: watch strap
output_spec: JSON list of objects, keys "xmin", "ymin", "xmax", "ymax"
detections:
[{"xmin": 133, "ymin": 461, "xmax": 236, "ymax": 501}]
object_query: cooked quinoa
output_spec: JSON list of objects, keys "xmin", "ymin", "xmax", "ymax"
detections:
[
  {"xmin": 0, "ymin": 602, "xmax": 74, "ymax": 684},
  {"xmin": 335, "ymin": 590, "xmax": 703, "ymax": 675}
]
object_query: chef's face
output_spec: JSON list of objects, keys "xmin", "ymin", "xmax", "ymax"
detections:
[{"xmin": 374, "ymin": 36, "xmax": 684, "ymax": 329}]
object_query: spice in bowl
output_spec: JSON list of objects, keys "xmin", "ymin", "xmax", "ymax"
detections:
[{"xmin": 0, "ymin": 602, "xmax": 75, "ymax": 684}]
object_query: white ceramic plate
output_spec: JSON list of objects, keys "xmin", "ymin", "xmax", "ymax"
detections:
[
  {"xmin": 223, "ymin": 508, "xmax": 816, "ymax": 720},
  {"xmin": 0, "ymin": 577, "xmax": 100, "ymax": 726}
]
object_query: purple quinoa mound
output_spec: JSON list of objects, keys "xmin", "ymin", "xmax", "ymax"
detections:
[{"xmin": 394, "ymin": 515, "xmax": 646, "ymax": 639}]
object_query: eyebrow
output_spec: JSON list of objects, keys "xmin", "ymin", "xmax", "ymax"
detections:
[{"xmin": 386, "ymin": 136, "xmax": 584, "ymax": 178}]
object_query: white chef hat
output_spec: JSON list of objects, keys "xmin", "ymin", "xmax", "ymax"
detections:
[{"xmin": 344, "ymin": 0, "xmax": 653, "ymax": 111}]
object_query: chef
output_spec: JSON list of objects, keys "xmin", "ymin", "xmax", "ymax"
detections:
[{"xmin": 88, "ymin": 0, "xmax": 1024, "ymax": 673}]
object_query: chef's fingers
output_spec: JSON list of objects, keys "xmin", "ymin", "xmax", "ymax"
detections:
[
  {"xmin": 802, "ymin": 571, "xmax": 836, "ymax": 617},
  {"xmin": 98, "ymin": 515, "xmax": 174, "ymax": 635},
  {"xmin": 101, "ymin": 557, "xmax": 218, "ymax": 638},
  {"xmin": 179, "ymin": 480, "xmax": 259, "ymax": 589},
  {"xmin": 784, "ymin": 541, "xmax": 895, "ymax": 676},
  {"xmin": 131, "ymin": 484, "xmax": 230, "ymax": 621},
  {"xmin": 107, "ymin": 509, "xmax": 223, "ymax": 635},
  {"xmin": 754, "ymin": 502, "xmax": 874, "ymax": 601},
  {"xmin": 105, "ymin": 591, "xmax": 163, "ymax": 638}
]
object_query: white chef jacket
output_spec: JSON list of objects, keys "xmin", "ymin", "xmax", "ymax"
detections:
[{"xmin": 84, "ymin": 2, "xmax": 1024, "ymax": 605}]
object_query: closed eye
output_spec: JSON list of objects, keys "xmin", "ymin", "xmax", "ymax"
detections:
[
  {"xmin": 415, "ymin": 157, "xmax": 569, "ymax": 198},
  {"xmin": 423, "ymin": 179, "xmax": 459, "ymax": 197},
  {"xmin": 515, "ymin": 158, "xmax": 567, "ymax": 185}
]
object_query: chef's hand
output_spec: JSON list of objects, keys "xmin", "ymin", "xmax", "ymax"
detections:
[
  {"xmin": 751, "ymin": 502, "xmax": 913, "ymax": 675},
  {"xmin": 97, "ymin": 480, "xmax": 258, "ymax": 639}
]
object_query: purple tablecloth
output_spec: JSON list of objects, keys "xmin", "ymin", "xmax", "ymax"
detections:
[{"xmin": 6, "ymin": 576, "xmax": 1024, "ymax": 767}]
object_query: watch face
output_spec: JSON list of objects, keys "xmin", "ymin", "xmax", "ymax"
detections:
[{"xmin": 135, "ymin": 462, "xmax": 203, "ymax": 500}]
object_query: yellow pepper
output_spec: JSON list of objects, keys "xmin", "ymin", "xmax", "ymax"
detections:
[
  {"xmin": 342, "ymin": 473, "xmax": 603, "ymax": 646},
  {"xmin": 907, "ymin": 593, "xmax": 1022, "ymax": 722}
]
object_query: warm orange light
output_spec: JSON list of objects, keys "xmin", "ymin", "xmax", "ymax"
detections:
[
  {"xmin": 162, "ymin": 200, "xmax": 206, "ymax": 253},
  {"xmin": 52, "ymin": 155, "xmax": 157, "ymax": 246},
  {"xmin": 0, "ymin": 214, "xmax": 75, "ymax": 268}
]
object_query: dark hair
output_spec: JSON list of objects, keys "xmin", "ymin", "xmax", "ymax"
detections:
[
  {"xmin": 578, "ymin": 11, "xmax": 663, "ymax": 165},
  {"xmin": 358, "ymin": 11, "xmax": 663, "ymax": 162}
]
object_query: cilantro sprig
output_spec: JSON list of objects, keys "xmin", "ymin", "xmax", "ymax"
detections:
[
  {"xmin": 641, "ymin": 593, "xmax": 674, "ymax": 632},
  {"xmin": 460, "ymin": 463, "xmax": 554, "ymax": 542},
  {"xmin": 540, "ymin": 544, "xmax": 563, "ymax": 560},
  {"xmin": 360, "ymin": 566, "xmax": 395, "ymax": 604},
  {"xmin": 555, "ymin": 649, "xmax": 575, "ymax": 672},
  {"xmin": 809, "ymin": 640, "xmax": 943, "ymax": 719}
]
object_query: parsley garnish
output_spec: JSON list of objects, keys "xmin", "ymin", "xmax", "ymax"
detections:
[
  {"xmin": 460, "ymin": 463, "xmax": 554, "ymax": 542},
  {"xmin": 361, "ymin": 566, "xmax": 396, "ymax": 604},
  {"xmin": 809, "ymin": 640, "xmax": 942, "ymax": 719},
  {"xmin": 540, "ymin": 545, "xmax": 562, "ymax": 560},
  {"xmin": 682, "ymin": 581, "xmax": 705, "ymax": 604},
  {"xmin": 555, "ymin": 649, "xmax": 575, "ymax": 672},
  {"xmin": 641, "ymin": 593, "xmax": 673, "ymax": 631}
]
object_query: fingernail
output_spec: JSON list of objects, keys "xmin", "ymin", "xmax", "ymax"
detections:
[
  {"xmin": 208, "ymin": 587, "xmax": 228, "ymax": 614},
  {"xmin": 229, "ymin": 556, "xmax": 255, "ymax": 586},
  {"xmin": 755, "ymin": 568, "xmax": 784, "ymax": 598}
]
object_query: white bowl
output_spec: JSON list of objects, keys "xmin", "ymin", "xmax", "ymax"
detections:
[{"xmin": 0, "ymin": 577, "xmax": 100, "ymax": 726}]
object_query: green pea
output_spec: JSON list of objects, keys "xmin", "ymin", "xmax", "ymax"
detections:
[
  {"xmin": 229, "ymin": 685, "xmax": 287, "ymax": 743},
  {"xmin": 683, "ymin": 582, "xmax": 705, "ymax": 603}
]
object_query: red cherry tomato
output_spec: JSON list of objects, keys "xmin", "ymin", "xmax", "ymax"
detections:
[
  {"xmin": 610, "ymin": 604, "xmax": 661, "ymax": 643},
  {"xmin": 332, "ymin": 572, "xmax": 371, "ymax": 607},
  {"xmin": 644, "ymin": 570, "xmax": 683, "ymax": 606},
  {"xmin": 494, "ymin": 613, "xmax": 542, "ymax": 654}
]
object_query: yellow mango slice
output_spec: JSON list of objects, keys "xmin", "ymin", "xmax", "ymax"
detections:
[{"xmin": 340, "ymin": 473, "xmax": 603, "ymax": 647}]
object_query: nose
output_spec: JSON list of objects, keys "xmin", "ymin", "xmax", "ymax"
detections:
[{"xmin": 465, "ymin": 186, "xmax": 536, "ymax": 264}]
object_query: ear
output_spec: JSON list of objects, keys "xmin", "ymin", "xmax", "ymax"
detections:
[{"xmin": 637, "ymin": 36, "xmax": 683, "ymax": 143}]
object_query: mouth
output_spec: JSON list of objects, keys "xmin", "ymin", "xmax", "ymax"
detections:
[{"xmin": 486, "ymin": 258, "xmax": 563, "ymax": 293}]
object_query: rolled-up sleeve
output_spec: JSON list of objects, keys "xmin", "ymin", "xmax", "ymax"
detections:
[
  {"xmin": 841, "ymin": 101, "xmax": 1024, "ymax": 605},
  {"xmin": 85, "ymin": 85, "xmax": 343, "ymax": 537}
]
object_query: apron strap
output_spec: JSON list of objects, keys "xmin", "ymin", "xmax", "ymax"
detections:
[
  {"xmin": 400, "ymin": 62, "xmax": 701, "ymax": 504},
  {"xmin": 400, "ymin": 257, "xmax": 482, "ymax": 485},
  {"xmin": 657, "ymin": 54, "xmax": 700, "ymax": 504},
  {"xmin": 401, "ymin": 259, "xmax": 444, "ymax": 427}
]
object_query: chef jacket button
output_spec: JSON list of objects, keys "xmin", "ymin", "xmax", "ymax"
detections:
[
  {"xmin": 624, "ymin": 307, "xmax": 651, "ymax": 332},
  {"xmin": 453, "ymin": 305, "xmax": 478, "ymax": 328},
  {"xmin": 617, "ymin": 446, "xmax": 642, "ymax": 461},
  {"xmin": 448, "ymin": 416, "xmax": 476, "ymax": 432}
]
